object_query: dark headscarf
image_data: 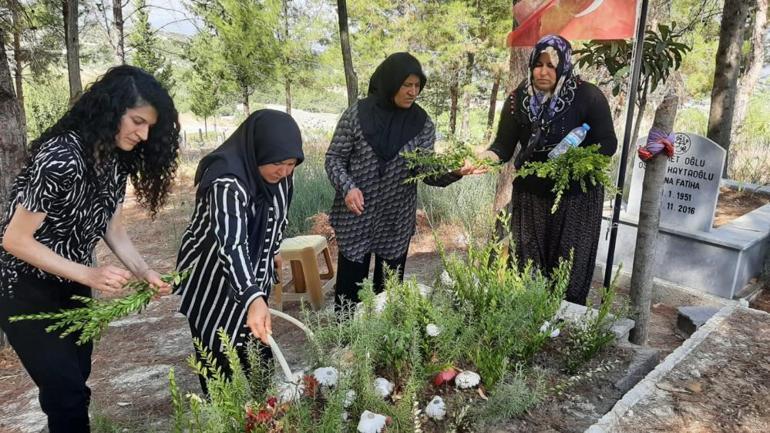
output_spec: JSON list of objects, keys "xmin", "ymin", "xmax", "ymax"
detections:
[
  {"xmin": 194, "ymin": 109, "xmax": 304, "ymax": 201},
  {"xmin": 512, "ymin": 35, "xmax": 579, "ymax": 169},
  {"xmin": 358, "ymin": 52, "xmax": 428, "ymax": 165},
  {"xmin": 525, "ymin": 34, "xmax": 577, "ymax": 123}
]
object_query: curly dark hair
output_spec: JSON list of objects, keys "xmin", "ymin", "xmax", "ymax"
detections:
[{"xmin": 29, "ymin": 65, "xmax": 180, "ymax": 217}]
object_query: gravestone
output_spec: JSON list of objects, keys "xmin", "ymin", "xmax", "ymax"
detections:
[{"xmin": 627, "ymin": 133, "xmax": 725, "ymax": 232}]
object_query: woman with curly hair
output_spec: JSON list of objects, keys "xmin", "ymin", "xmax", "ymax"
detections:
[{"xmin": 0, "ymin": 65, "xmax": 180, "ymax": 432}]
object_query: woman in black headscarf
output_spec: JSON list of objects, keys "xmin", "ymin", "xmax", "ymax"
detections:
[
  {"xmin": 174, "ymin": 109, "xmax": 303, "ymax": 391},
  {"xmin": 476, "ymin": 34, "xmax": 617, "ymax": 305},
  {"xmin": 326, "ymin": 52, "xmax": 469, "ymax": 309}
]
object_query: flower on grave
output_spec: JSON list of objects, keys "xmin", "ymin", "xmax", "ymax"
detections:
[
  {"xmin": 455, "ymin": 370, "xmax": 481, "ymax": 389},
  {"xmin": 266, "ymin": 396, "xmax": 278, "ymax": 409},
  {"xmin": 425, "ymin": 396, "xmax": 446, "ymax": 420},
  {"xmin": 186, "ymin": 392, "xmax": 203, "ymax": 404},
  {"xmin": 313, "ymin": 366, "xmax": 339, "ymax": 387},
  {"xmin": 426, "ymin": 323, "xmax": 441, "ymax": 337},
  {"xmin": 374, "ymin": 377, "xmax": 395, "ymax": 398},
  {"xmin": 357, "ymin": 410, "xmax": 389, "ymax": 433},
  {"xmin": 245, "ymin": 403, "xmax": 273, "ymax": 432},
  {"xmin": 303, "ymin": 374, "xmax": 320, "ymax": 398},
  {"xmin": 540, "ymin": 320, "xmax": 560, "ymax": 338}
]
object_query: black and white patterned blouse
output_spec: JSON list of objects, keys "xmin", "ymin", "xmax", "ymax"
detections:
[
  {"xmin": 174, "ymin": 176, "xmax": 289, "ymax": 350},
  {"xmin": 325, "ymin": 103, "xmax": 460, "ymax": 264},
  {"xmin": 0, "ymin": 132, "xmax": 128, "ymax": 298}
]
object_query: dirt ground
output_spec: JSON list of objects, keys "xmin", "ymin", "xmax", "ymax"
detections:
[
  {"xmin": 0, "ymin": 179, "xmax": 766, "ymax": 432},
  {"xmin": 613, "ymin": 308, "xmax": 770, "ymax": 433}
]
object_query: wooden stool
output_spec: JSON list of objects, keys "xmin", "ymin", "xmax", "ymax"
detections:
[{"xmin": 272, "ymin": 235, "xmax": 335, "ymax": 310}]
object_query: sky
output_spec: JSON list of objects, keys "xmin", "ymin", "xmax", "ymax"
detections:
[{"xmin": 144, "ymin": 0, "xmax": 200, "ymax": 36}]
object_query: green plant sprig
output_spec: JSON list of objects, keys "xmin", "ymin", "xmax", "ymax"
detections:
[
  {"xmin": 402, "ymin": 144, "xmax": 500, "ymax": 184},
  {"xmin": 9, "ymin": 269, "xmax": 190, "ymax": 345},
  {"xmin": 515, "ymin": 144, "xmax": 615, "ymax": 213}
]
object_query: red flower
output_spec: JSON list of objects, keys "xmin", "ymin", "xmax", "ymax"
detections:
[
  {"xmin": 303, "ymin": 374, "xmax": 320, "ymax": 398},
  {"xmin": 255, "ymin": 409, "xmax": 272, "ymax": 423},
  {"xmin": 266, "ymin": 396, "xmax": 278, "ymax": 408}
]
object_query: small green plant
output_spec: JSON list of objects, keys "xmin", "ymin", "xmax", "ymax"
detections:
[
  {"xmin": 402, "ymin": 143, "xmax": 500, "ymax": 184},
  {"xmin": 563, "ymin": 283, "xmax": 626, "ymax": 374},
  {"xmin": 472, "ymin": 366, "xmax": 548, "ymax": 429},
  {"xmin": 516, "ymin": 144, "xmax": 615, "ymax": 213},
  {"xmin": 10, "ymin": 269, "xmax": 190, "ymax": 345}
]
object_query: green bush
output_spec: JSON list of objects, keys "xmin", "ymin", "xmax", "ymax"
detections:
[
  {"xmin": 287, "ymin": 147, "xmax": 335, "ymax": 237},
  {"xmin": 23, "ymin": 74, "xmax": 69, "ymax": 140}
]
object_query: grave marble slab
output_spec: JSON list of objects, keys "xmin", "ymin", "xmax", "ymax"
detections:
[{"xmin": 627, "ymin": 133, "xmax": 725, "ymax": 232}]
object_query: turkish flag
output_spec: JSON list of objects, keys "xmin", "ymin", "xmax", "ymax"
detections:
[{"xmin": 507, "ymin": 0, "xmax": 639, "ymax": 47}]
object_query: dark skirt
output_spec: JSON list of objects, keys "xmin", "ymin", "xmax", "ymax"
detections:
[{"xmin": 510, "ymin": 186, "xmax": 604, "ymax": 305}]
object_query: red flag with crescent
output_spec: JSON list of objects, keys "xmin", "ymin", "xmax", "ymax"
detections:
[{"xmin": 507, "ymin": 0, "xmax": 638, "ymax": 47}]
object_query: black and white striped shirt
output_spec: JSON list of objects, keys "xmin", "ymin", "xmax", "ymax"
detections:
[
  {"xmin": 175, "ymin": 176, "xmax": 290, "ymax": 350},
  {"xmin": 0, "ymin": 132, "xmax": 128, "ymax": 298}
]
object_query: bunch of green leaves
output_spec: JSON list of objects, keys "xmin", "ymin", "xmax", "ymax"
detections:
[
  {"xmin": 10, "ymin": 269, "xmax": 190, "ymax": 345},
  {"xmin": 516, "ymin": 144, "xmax": 614, "ymax": 213},
  {"xmin": 402, "ymin": 144, "xmax": 499, "ymax": 184},
  {"xmin": 563, "ymin": 282, "xmax": 627, "ymax": 374},
  {"xmin": 440, "ymin": 235, "xmax": 569, "ymax": 386},
  {"xmin": 170, "ymin": 330, "xmax": 252, "ymax": 433}
]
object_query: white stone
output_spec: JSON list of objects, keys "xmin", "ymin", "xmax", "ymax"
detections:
[
  {"xmin": 425, "ymin": 396, "xmax": 446, "ymax": 420},
  {"xmin": 357, "ymin": 410, "xmax": 388, "ymax": 433},
  {"xmin": 426, "ymin": 323, "xmax": 441, "ymax": 337},
  {"xmin": 313, "ymin": 367, "xmax": 339, "ymax": 387},
  {"xmin": 440, "ymin": 270, "xmax": 455, "ymax": 288},
  {"xmin": 374, "ymin": 377, "xmax": 395, "ymax": 398},
  {"xmin": 278, "ymin": 372, "xmax": 305, "ymax": 403},
  {"xmin": 344, "ymin": 390, "xmax": 356, "ymax": 408},
  {"xmin": 455, "ymin": 370, "xmax": 481, "ymax": 389}
]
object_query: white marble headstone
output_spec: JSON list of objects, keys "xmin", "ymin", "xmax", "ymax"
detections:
[{"xmin": 627, "ymin": 133, "xmax": 725, "ymax": 232}]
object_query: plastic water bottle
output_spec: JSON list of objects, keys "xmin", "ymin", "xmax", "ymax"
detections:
[{"xmin": 548, "ymin": 123, "xmax": 590, "ymax": 159}]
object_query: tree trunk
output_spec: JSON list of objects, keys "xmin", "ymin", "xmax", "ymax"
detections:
[
  {"xmin": 485, "ymin": 72, "xmax": 501, "ymax": 142},
  {"xmin": 63, "ymin": 0, "xmax": 82, "ymax": 100},
  {"xmin": 707, "ymin": 0, "xmax": 752, "ymax": 177},
  {"xmin": 449, "ymin": 70, "xmax": 459, "ymax": 136},
  {"xmin": 242, "ymin": 87, "xmax": 250, "ymax": 116},
  {"xmin": 336, "ymin": 0, "xmax": 358, "ymax": 107},
  {"xmin": 0, "ymin": 32, "xmax": 28, "ymax": 348},
  {"xmin": 629, "ymin": 88, "xmax": 679, "ymax": 346},
  {"xmin": 10, "ymin": 4, "xmax": 26, "ymax": 129},
  {"xmin": 285, "ymin": 79, "xmax": 292, "ymax": 116},
  {"xmin": 113, "ymin": 0, "xmax": 125, "ymax": 64},
  {"xmin": 460, "ymin": 51, "xmax": 475, "ymax": 137},
  {"xmin": 732, "ymin": 0, "xmax": 767, "ymax": 137},
  {"xmin": 204, "ymin": 117, "xmax": 208, "ymax": 135},
  {"xmin": 493, "ymin": 45, "xmax": 529, "ymax": 241}
]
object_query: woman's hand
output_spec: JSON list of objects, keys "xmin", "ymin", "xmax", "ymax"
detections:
[
  {"xmin": 84, "ymin": 265, "xmax": 132, "ymax": 295},
  {"xmin": 141, "ymin": 269, "xmax": 172, "ymax": 296},
  {"xmin": 455, "ymin": 150, "xmax": 501, "ymax": 176},
  {"xmin": 344, "ymin": 188, "xmax": 365, "ymax": 216},
  {"xmin": 246, "ymin": 297, "xmax": 272, "ymax": 344}
]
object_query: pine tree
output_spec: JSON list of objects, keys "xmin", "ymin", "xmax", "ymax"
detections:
[{"xmin": 128, "ymin": 0, "xmax": 174, "ymax": 91}]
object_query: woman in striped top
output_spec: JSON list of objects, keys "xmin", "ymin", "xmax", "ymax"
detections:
[
  {"xmin": 0, "ymin": 65, "xmax": 180, "ymax": 433},
  {"xmin": 174, "ymin": 110, "xmax": 303, "ymax": 392}
]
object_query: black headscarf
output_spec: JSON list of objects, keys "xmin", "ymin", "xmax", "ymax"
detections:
[
  {"xmin": 194, "ymin": 109, "xmax": 304, "ymax": 201},
  {"xmin": 358, "ymin": 52, "xmax": 428, "ymax": 165}
]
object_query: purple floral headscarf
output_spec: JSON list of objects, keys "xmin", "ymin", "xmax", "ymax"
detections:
[{"xmin": 524, "ymin": 34, "xmax": 578, "ymax": 123}]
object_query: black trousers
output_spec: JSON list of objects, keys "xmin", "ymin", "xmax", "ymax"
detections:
[
  {"xmin": 334, "ymin": 252, "xmax": 407, "ymax": 309},
  {"xmin": 0, "ymin": 273, "xmax": 93, "ymax": 433},
  {"xmin": 188, "ymin": 319, "xmax": 273, "ymax": 397}
]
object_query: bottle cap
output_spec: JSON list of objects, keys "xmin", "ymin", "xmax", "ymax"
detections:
[{"xmin": 582, "ymin": 123, "xmax": 591, "ymax": 131}]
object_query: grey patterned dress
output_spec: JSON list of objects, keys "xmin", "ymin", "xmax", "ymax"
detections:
[{"xmin": 326, "ymin": 103, "xmax": 460, "ymax": 263}]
